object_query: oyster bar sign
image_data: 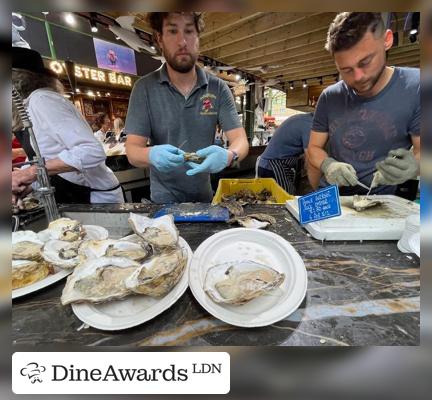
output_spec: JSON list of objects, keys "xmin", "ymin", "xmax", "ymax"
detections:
[{"xmin": 47, "ymin": 60, "xmax": 134, "ymax": 87}]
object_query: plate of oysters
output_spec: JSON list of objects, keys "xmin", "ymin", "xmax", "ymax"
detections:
[
  {"xmin": 12, "ymin": 218, "xmax": 109, "ymax": 299},
  {"xmin": 63, "ymin": 213, "xmax": 192, "ymax": 331},
  {"xmin": 189, "ymin": 228, "xmax": 307, "ymax": 327}
]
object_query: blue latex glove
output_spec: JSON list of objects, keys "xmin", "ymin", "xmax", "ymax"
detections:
[
  {"xmin": 149, "ymin": 144, "xmax": 185, "ymax": 173},
  {"xmin": 186, "ymin": 145, "xmax": 229, "ymax": 176}
]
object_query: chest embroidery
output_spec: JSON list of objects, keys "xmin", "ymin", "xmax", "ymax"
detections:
[{"xmin": 200, "ymin": 93, "xmax": 217, "ymax": 115}]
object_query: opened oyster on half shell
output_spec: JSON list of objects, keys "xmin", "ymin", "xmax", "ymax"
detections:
[
  {"xmin": 78, "ymin": 239, "xmax": 150, "ymax": 262},
  {"xmin": 352, "ymin": 195, "xmax": 382, "ymax": 212},
  {"xmin": 204, "ymin": 260, "xmax": 285, "ymax": 305},
  {"xmin": 128, "ymin": 213, "xmax": 179, "ymax": 250},
  {"xmin": 12, "ymin": 259, "xmax": 54, "ymax": 290},
  {"xmin": 42, "ymin": 239, "xmax": 84, "ymax": 269},
  {"xmin": 12, "ymin": 231, "xmax": 44, "ymax": 261},
  {"xmin": 124, "ymin": 247, "xmax": 188, "ymax": 297},
  {"xmin": 38, "ymin": 217, "xmax": 85, "ymax": 242},
  {"xmin": 61, "ymin": 257, "xmax": 141, "ymax": 305}
]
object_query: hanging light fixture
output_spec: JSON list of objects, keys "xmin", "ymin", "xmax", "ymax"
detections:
[
  {"xmin": 289, "ymin": 81, "xmax": 294, "ymax": 90},
  {"xmin": 302, "ymin": 80, "xmax": 307, "ymax": 88}
]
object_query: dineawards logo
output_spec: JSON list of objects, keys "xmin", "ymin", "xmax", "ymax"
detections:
[
  {"xmin": 13, "ymin": 352, "xmax": 230, "ymax": 394},
  {"xmin": 20, "ymin": 362, "xmax": 47, "ymax": 383},
  {"xmin": 50, "ymin": 363, "xmax": 188, "ymax": 382}
]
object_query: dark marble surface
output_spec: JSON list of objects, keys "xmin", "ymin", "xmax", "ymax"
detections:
[{"xmin": 12, "ymin": 204, "xmax": 420, "ymax": 346}]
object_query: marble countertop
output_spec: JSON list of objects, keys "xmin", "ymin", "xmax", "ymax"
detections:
[{"xmin": 12, "ymin": 203, "xmax": 420, "ymax": 346}]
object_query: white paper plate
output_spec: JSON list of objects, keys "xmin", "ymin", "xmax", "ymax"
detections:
[
  {"xmin": 12, "ymin": 267, "xmax": 71, "ymax": 300},
  {"xmin": 189, "ymin": 228, "xmax": 308, "ymax": 328},
  {"xmin": 71, "ymin": 237, "xmax": 193, "ymax": 331}
]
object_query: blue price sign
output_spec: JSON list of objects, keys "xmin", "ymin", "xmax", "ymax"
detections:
[{"xmin": 298, "ymin": 185, "xmax": 341, "ymax": 225}]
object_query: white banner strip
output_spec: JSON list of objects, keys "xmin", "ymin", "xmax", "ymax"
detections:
[{"xmin": 13, "ymin": 352, "xmax": 230, "ymax": 394}]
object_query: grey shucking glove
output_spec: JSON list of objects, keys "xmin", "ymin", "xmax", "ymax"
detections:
[
  {"xmin": 374, "ymin": 148, "xmax": 419, "ymax": 186},
  {"xmin": 321, "ymin": 157, "xmax": 359, "ymax": 187}
]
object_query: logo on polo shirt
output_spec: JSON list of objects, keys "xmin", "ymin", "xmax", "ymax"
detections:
[{"xmin": 200, "ymin": 93, "xmax": 217, "ymax": 115}]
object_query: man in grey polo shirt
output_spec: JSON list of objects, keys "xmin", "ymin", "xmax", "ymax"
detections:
[{"xmin": 125, "ymin": 12, "xmax": 249, "ymax": 203}]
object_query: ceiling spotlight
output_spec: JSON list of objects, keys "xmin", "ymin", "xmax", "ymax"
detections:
[
  {"xmin": 96, "ymin": 91, "xmax": 101, "ymax": 97},
  {"xmin": 289, "ymin": 82, "xmax": 294, "ymax": 90},
  {"xmin": 42, "ymin": 11, "xmax": 49, "ymax": 15},
  {"xmin": 302, "ymin": 80, "xmax": 307, "ymax": 88},
  {"xmin": 75, "ymin": 88, "xmax": 81, "ymax": 93},
  {"xmin": 90, "ymin": 21, "xmax": 98, "ymax": 33},
  {"xmin": 64, "ymin": 13, "xmax": 76, "ymax": 26},
  {"xmin": 87, "ymin": 90, "xmax": 95, "ymax": 97},
  {"xmin": 106, "ymin": 92, "xmax": 111, "ymax": 97},
  {"xmin": 235, "ymin": 74, "xmax": 241, "ymax": 81},
  {"xmin": 410, "ymin": 28, "xmax": 418, "ymax": 35}
]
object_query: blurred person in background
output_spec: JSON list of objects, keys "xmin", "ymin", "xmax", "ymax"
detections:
[
  {"xmin": 257, "ymin": 112, "xmax": 318, "ymax": 195},
  {"xmin": 125, "ymin": 12, "xmax": 249, "ymax": 203},
  {"xmin": 113, "ymin": 117, "xmax": 126, "ymax": 141},
  {"xmin": 308, "ymin": 12, "xmax": 420, "ymax": 198},
  {"xmin": 11, "ymin": 47, "xmax": 124, "ymax": 204},
  {"xmin": 92, "ymin": 112, "xmax": 112, "ymax": 142}
]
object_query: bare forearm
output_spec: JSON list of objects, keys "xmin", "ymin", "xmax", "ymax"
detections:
[
  {"xmin": 308, "ymin": 145, "xmax": 329, "ymax": 170},
  {"xmin": 126, "ymin": 142, "xmax": 151, "ymax": 168},
  {"xmin": 44, "ymin": 158, "xmax": 77, "ymax": 175},
  {"xmin": 227, "ymin": 129, "xmax": 249, "ymax": 163}
]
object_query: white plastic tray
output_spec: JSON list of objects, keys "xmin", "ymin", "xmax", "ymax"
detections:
[
  {"xmin": 189, "ymin": 228, "xmax": 307, "ymax": 328},
  {"xmin": 286, "ymin": 195, "xmax": 420, "ymax": 241}
]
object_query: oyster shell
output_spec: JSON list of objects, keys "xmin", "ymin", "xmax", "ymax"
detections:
[
  {"xmin": 38, "ymin": 218, "xmax": 85, "ymax": 242},
  {"xmin": 78, "ymin": 239, "xmax": 117, "ymax": 259},
  {"xmin": 204, "ymin": 261, "xmax": 285, "ymax": 305},
  {"xmin": 42, "ymin": 239, "xmax": 84, "ymax": 269},
  {"xmin": 105, "ymin": 241, "xmax": 149, "ymax": 262},
  {"xmin": 128, "ymin": 213, "xmax": 178, "ymax": 250},
  {"xmin": 12, "ymin": 259, "xmax": 54, "ymax": 290},
  {"xmin": 61, "ymin": 257, "xmax": 140, "ymax": 305},
  {"xmin": 12, "ymin": 231, "xmax": 44, "ymax": 261},
  {"xmin": 124, "ymin": 247, "xmax": 187, "ymax": 296},
  {"xmin": 229, "ymin": 213, "xmax": 276, "ymax": 229},
  {"xmin": 352, "ymin": 195, "xmax": 382, "ymax": 212},
  {"xmin": 184, "ymin": 152, "xmax": 204, "ymax": 164}
]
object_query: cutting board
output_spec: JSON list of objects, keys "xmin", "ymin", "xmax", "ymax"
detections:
[
  {"xmin": 153, "ymin": 203, "xmax": 230, "ymax": 222},
  {"xmin": 286, "ymin": 195, "xmax": 419, "ymax": 241}
]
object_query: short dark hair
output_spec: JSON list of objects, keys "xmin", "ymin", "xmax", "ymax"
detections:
[
  {"xmin": 147, "ymin": 12, "xmax": 205, "ymax": 35},
  {"xmin": 325, "ymin": 12, "xmax": 385, "ymax": 55}
]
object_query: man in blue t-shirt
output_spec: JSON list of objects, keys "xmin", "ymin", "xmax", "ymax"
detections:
[
  {"xmin": 258, "ymin": 112, "xmax": 317, "ymax": 194},
  {"xmin": 308, "ymin": 12, "xmax": 420, "ymax": 196}
]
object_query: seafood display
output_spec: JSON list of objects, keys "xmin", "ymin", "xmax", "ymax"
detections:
[
  {"xmin": 204, "ymin": 261, "xmax": 285, "ymax": 305},
  {"xmin": 13, "ymin": 213, "xmax": 188, "ymax": 301},
  {"xmin": 12, "ymin": 259, "xmax": 54, "ymax": 290},
  {"xmin": 229, "ymin": 213, "xmax": 276, "ymax": 229},
  {"xmin": 352, "ymin": 195, "xmax": 383, "ymax": 212},
  {"xmin": 125, "ymin": 247, "xmax": 188, "ymax": 296},
  {"xmin": 128, "ymin": 213, "xmax": 178, "ymax": 250},
  {"xmin": 221, "ymin": 189, "xmax": 276, "ymax": 205},
  {"xmin": 61, "ymin": 257, "xmax": 141, "ymax": 305},
  {"xmin": 12, "ymin": 196, "xmax": 41, "ymax": 214}
]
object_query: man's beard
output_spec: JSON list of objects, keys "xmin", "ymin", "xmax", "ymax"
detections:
[
  {"xmin": 164, "ymin": 51, "xmax": 197, "ymax": 73},
  {"xmin": 352, "ymin": 62, "xmax": 386, "ymax": 95}
]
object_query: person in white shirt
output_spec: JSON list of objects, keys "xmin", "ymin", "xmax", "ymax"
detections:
[
  {"xmin": 93, "ymin": 112, "xmax": 112, "ymax": 143},
  {"xmin": 11, "ymin": 47, "xmax": 124, "ymax": 204}
]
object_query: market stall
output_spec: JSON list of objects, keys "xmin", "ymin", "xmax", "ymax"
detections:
[{"xmin": 12, "ymin": 202, "xmax": 419, "ymax": 346}]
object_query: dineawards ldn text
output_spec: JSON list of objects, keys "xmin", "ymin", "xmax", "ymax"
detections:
[{"xmin": 52, "ymin": 364, "xmax": 189, "ymax": 382}]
